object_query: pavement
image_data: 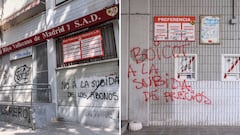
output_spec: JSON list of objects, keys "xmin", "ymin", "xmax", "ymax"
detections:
[
  {"xmin": 0, "ymin": 121, "xmax": 119, "ymax": 135},
  {"xmin": 123, "ymin": 126, "xmax": 240, "ymax": 135}
]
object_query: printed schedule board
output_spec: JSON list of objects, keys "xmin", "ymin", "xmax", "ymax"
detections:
[
  {"xmin": 62, "ymin": 29, "xmax": 104, "ymax": 63},
  {"xmin": 154, "ymin": 16, "xmax": 196, "ymax": 41}
]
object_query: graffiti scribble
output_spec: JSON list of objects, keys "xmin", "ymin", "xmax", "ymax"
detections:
[{"xmin": 14, "ymin": 65, "xmax": 31, "ymax": 84}]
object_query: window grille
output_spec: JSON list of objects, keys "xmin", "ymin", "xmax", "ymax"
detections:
[{"xmin": 56, "ymin": 23, "xmax": 117, "ymax": 67}]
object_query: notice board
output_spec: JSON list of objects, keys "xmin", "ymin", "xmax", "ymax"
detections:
[
  {"xmin": 200, "ymin": 16, "xmax": 220, "ymax": 44},
  {"xmin": 154, "ymin": 16, "xmax": 196, "ymax": 41},
  {"xmin": 62, "ymin": 29, "xmax": 103, "ymax": 63}
]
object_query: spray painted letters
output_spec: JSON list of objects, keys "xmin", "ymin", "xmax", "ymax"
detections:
[{"xmin": 128, "ymin": 44, "xmax": 211, "ymax": 105}]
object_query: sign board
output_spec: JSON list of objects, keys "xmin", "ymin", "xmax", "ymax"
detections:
[
  {"xmin": 10, "ymin": 47, "xmax": 32, "ymax": 61},
  {"xmin": 200, "ymin": 16, "xmax": 220, "ymax": 44},
  {"xmin": 154, "ymin": 16, "xmax": 196, "ymax": 41},
  {"xmin": 222, "ymin": 54, "xmax": 240, "ymax": 81},
  {"xmin": 62, "ymin": 29, "xmax": 103, "ymax": 63},
  {"xmin": 175, "ymin": 54, "xmax": 197, "ymax": 81},
  {"xmin": 0, "ymin": 4, "xmax": 118, "ymax": 56}
]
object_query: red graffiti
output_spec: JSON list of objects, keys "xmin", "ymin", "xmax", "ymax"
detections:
[
  {"xmin": 142, "ymin": 89, "xmax": 160, "ymax": 102},
  {"xmin": 130, "ymin": 44, "xmax": 190, "ymax": 64},
  {"xmin": 128, "ymin": 63, "xmax": 159, "ymax": 78},
  {"xmin": 129, "ymin": 64, "xmax": 187, "ymax": 90},
  {"xmin": 128, "ymin": 44, "xmax": 212, "ymax": 105},
  {"xmin": 163, "ymin": 81, "xmax": 211, "ymax": 105}
]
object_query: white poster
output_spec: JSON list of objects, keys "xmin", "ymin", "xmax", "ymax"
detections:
[
  {"xmin": 200, "ymin": 16, "xmax": 220, "ymax": 44},
  {"xmin": 168, "ymin": 23, "xmax": 181, "ymax": 40},
  {"xmin": 154, "ymin": 23, "xmax": 168, "ymax": 41},
  {"xmin": 182, "ymin": 23, "xmax": 195, "ymax": 41}
]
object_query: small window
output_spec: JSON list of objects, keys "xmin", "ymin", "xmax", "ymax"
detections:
[
  {"xmin": 175, "ymin": 54, "xmax": 197, "ymax": 81},
  {"xmin": 55, "ymin": 0, "xmax": 71, "ymax": 6},
  {"xmin": 222, "ymin": 54, "xmax": 240, "ymax": 81},
  {"xmin": 56, "ymin": 23, "xmax": 117, "ymax": 67}
]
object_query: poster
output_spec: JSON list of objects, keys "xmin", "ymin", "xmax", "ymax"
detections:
[
  {"xmin": 62, "ymin": 29, "xmax": 103, "ymax": 63},
  {"xmin": 62, "ymin": 36, "xmax": 81, "ymax": 63},
  {"xmin": 154, "ymin": 16, "xmax": 196, "ymax": 41},
  {"xmin": 80, "ymin": 30, "xmax": 104, "ymax": 59},
  {"xmin": 200, "ymin": 16, "xmax": 220, "ymax": 44},
  {"xmin": 168, "ymin": 23, "xmax": 181, "ymax": 40}
]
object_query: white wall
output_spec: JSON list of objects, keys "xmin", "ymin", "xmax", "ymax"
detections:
[
  {"xmin": 121, "ymin": 0, "xmax": 151, "ymax": 125},
  {"xmin": 0, "ymin": 0, "xmax": 118, "ymax": 128},
  {"xmin": 1, "ymin": 13, "xmax": 46, "ymax": 47},
  {"xmin": 122, "ymin": 0, "xmax": 240, "ymax": 126},
  {"xmin": 1, "ymin": 0, "xmax": 35, "ymax": 19},
  {"xmin": 47, "ymin": 0, "xmax": 115, "ymax": 29}
]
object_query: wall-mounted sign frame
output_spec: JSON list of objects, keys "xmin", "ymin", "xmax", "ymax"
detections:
[
  {"xmin": 10, "ymin": 47, "xmax": 32, "ymax": 61},
  {"xmin": 222, "ymin": 54, "xmax": 240, "ymax": 81},
  {"xmin": 154, "ymin": 16, "xmax": 196, "ymax": 42},
  {"xmin": 200, "ymin": 15, "xmax": 220, "ymax": 44},
  {"xmin": 175, "ymin": 54, "xmax": 197, "ymax": 81},
  {"xmin": 62, "ymin": 29, "xmax": 104, "ymax": 63}
]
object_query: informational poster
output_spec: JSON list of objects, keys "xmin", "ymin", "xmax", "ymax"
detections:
[
  {"xmin": 168, "ymin": 23, "xmax": 181, "ymax": 40},
  {"xmin": 154, "ymin": 16, "xmax": 196, "ymax": 41},
  {"xmin": 222, "ymin": 54, "xmax": 240, "ymax": 81},
  {"xmin": 200, "ymin": 16, "xmax": 220, "ymax": 44},
  {"xmin": 62, "ymin": 36, "xmax": 81, "ymax": 63},
  {"xmin": 175, "ymin": 54, "xmax": 197, "ymax": 81},
  {"xmin": 62, "ymin": 29, "xmax": 103, "ymax": 63},
  {"xmin": 80, "ymin": 30, "xmax": 104, "ymax": 59}
]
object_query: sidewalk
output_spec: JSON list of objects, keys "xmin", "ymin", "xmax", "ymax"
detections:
[
  {"xmin": 123, "ymin": 126, "xmax": 240, "ymax": 135},
  {"xmin": 0, "ymin": 121, "xmax": 119, "ymax": 135}
]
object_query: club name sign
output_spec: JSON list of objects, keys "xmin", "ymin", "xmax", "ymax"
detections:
[{"xmin": 0, "ymin": 4, "xmax": 118, "ymax": 56}]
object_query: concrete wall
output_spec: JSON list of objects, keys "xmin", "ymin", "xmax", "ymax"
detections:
[
  {"xmin": 1, "ymin": 13, "xmax": 46, "ymax": 46},
  {"xmin": 0, "ymin": 104, "xmax": 32, "ymax": 127},
  {"xmin": 0, "ymin": 54, "xmax": 11, "ymax": 86},
  {"xmin": 121, "ymin": 0, "xmax": 151, "ymax": 125},
  {"xmin": 34, "ymin": 103, "xmax": 56, "ymax": 128},
  {"xmin": 1, "ymin": 0, "xmax": 35, "ymax": 20},
  {"xmin": 122, "ymin": 0, "xmax": 240, "ymax": 126},
  {"xmin": 0, "ymin": 0, "xmax": 118, "ymax": 128}
]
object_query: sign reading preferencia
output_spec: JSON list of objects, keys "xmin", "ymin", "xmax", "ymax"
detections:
[{"xmin": 154, "ymin": 16, "xmax": 196, "ymax": 42}]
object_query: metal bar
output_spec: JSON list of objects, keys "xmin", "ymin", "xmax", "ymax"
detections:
[
  {"xmin": 0, "ymin": 83, "xmax": 51, "ymax": 104},
  {"xmin": 31, "ymin": 88, "xmax": 33, "ymax": 106},
  {"xmin": 233, "ymin": 0, "xmax": 235, "ymax": 18}
]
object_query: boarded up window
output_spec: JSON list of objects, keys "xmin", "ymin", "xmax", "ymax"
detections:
[{"xmin": 175, "ymin": 54, "xmax": 197, "ymax": 81}]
